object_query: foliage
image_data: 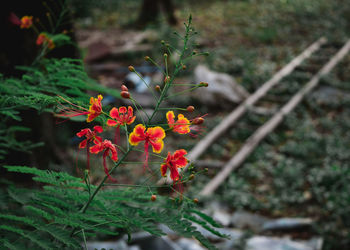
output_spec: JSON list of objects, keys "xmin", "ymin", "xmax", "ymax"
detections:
[
  {"xmin": 0, "ymin": 58, "xmax": 119, "ymax": 160},
  {"xmin": 0, "ymin": 165, "xmax": 225, "ymax": 249},
  {"xmin": 0, "ymin": 13, "xmax": 224, "ymax": 249}
]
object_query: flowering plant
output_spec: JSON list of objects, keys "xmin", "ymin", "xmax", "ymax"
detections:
[{"xmin": 56, "ymin": 16, "xmax": 210, "ymax": 208}]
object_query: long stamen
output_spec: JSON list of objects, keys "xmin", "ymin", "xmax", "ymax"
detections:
[
  {"xmin": 86, "ymin": 141, "xmax": 90, "ymax": 171},
  {"xmin": 103, "ymin": 153, "xmax": 117, "ymax": 183},
  {"xmin": 114, "ymin": 125, "xmax": 120, "ymax": 149}
]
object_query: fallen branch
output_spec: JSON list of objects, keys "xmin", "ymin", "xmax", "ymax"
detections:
[
  {"xmin": 187, "ymin": 37, "xmax": 327, "ymax": 163},
  {"xmin": 200, "ymin": 39, "xmax": 350, "ymax": 196}
]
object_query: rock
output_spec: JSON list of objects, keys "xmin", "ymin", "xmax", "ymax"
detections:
[
  {"xmin": 85, "ymin": 239, "xmax": 129, "ymax": 250},
  {"xmin": 213, "ymin": 229, "xmax": 244, "ymax": 250},
  {"xmin": 193, "ymin": 65, "xmax": 249, "ymax": 106},
  {"xmin": 176, "ymin": 238, "xmax": 205, "ymax": 250},
  {"xmin": 262, "ymin": 218, "xmax": 313, "ymax": 231},
  {"xmin": 84, "ymin": 41, "xmax": 112, "ymax": 62},
  {"xmin": 212, "ymin": 210, "xmax": 232, "ymax": 227},
  {"xmin": 125, "ymin": 72, "xmax": 151, "ymax": 93},
  {"xmin": 311, "ymin": 86, "xmax": 350, "ymax": 105},
  {"xmin": 231, "ymin": 210, "xmax": 270, "ymax": 232},
  {"xmin": 122, "ymin": 232, "xmax": 180, "ymax": 250},
  {"xmin": 246, "ymin": 236, "xmax": 322, "ymax": 250}
]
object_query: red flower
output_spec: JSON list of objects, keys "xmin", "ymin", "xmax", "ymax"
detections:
[
  {"xmin": 87, "ymin": 95, "xmax": 103, "ymax": 122},
  {"xmin": 90, "ymin": 139, "xmax": 118, "ymax": 182},
  {"xmin": 36, "ymin": 33, "xmax": 47, "ymax": 45},
  {"xmin": 76, "ymin": 126, "xmax": 103, "ymax": 148},
  {"xmin": 129, "ymin": 124, "xmax": 165, "ymax": 169},
  {"xmin": 20, "ymin": 16, "xmax": 33, "ymax": 29},
  {"xmin": 107, "ymin": 106, "xmax": 136, "ymax": 147},
  {"xmin": 107, "ymin": 106, "xmax": 136, "ymax": 127},
  {"xmin": 160, "ymin": 149, "xmax": 188, "ymax": 181},
  {"xmin": 76, "ymin": 126, "xmax": 103, "ymax": 170},
  {"xmin": 166, "ymin": 111, "xmax": 190, "ymax": 134}
]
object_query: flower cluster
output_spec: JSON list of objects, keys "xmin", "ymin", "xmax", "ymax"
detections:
[
  {"xmin": 59, "ymin": 86, "xmax": 204, "ymax": 186},
  {"xmin": 56, "ymin": 17, "xmax": 207, "ymax": 200}
]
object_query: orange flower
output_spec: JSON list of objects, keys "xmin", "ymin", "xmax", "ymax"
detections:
[
  {"xmin": 166, "ymin": 111, "xmax": 190, "ymax": 134},
  {"xmin": 87, "ymin": 95, "xmax": 103, "ymax": 122},
  {"xmin": 160, "ymin": 149, "xmax": 188, "ymax": 181},
  {"xmin": 107, "ymin": 106, "xmax": 136, "ymax": 127},
  {"xmin": 20, "ymin": 16, "xmax": 33, "ymax": 29},
  {"xmin": 36, "ymin": 33, "xmax": 55, "ymax": 50},
  {"xmin": 129, "ymin": 124, "xmax": 165, "ymax": 169}
]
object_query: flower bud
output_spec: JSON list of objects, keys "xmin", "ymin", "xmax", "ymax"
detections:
[
  {"xmin": 199, "ymin": 82, "xmax": 209, "ymax": 87},
  {"xmin": 155, "ymin": 85, "xmax": 161, "ymax": 91},
  {"xmin": 128, "ymin": 66, "xmax": 135, "ymax": 72},
  {"xmin": 120, "ymin": 91, "xmax": 130, "ymax": 99},
  {"xmin": 151, "ymin": 195, "xmax": 157, "ymax": 201},
  {"xmin": 164, "ymin": 76, "xmax": 171, "ymax": 83},
  {"xmin": 205, "ymin": 168, "xmax": 208, "ymax": 172},
  {"xmin": 144, "ymin": 56, "xmax": 150, "ymax": 61},
  {"xmin": 164, "ymin": 53, "xmax": 168, "ymax": 58},
  {"xmin": 182, "ymin": 65, "xmax": 187, "ymax": 70},
  {"xmin": 189, "ymin": 174, "xmax": 195, "ymax": 180},
  {"xmin": 121, "ymin": 84, "xmax": 128, "ymax": 91},
  {"xmin": 186, "ymin": 106, "xmax": 195, "ymax": 112},
  {"xmin": 192, "ymin": 117, "xmax": 204, "ymax": 125},
  {"xmin": 161, "ymin": 40, "xmax": 165, "ymax": 45},
  {"xmin": 193, "ymin": 198, "xmax": 199, "ymax": 203}
]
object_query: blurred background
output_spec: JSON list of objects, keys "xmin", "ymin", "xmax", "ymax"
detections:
[{"xmin": 2, "ymin": 0, "xmax": 350, "ymax": 249}]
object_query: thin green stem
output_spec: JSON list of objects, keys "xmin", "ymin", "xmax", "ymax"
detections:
[
  {"xmin": 82, "ymin": 229, "xmax": 87, "ymax": 250},
  {"xmin": 133, "ymin": 70, "xmax": 158, "ymax": 101},
  {"xmin": 146, "ymin": 57, "xmax": 166, "ymax": 75},
  {"xmin": 102, "ymin": 183, "xmax": 170, "ymax": 188},
  {"xmin": 165, "ymin": 86, "xmax": 201, "ymax": 99},
  {"xmin": 130, "ymin": 98, "xmax": 147, "ymax": 125}
]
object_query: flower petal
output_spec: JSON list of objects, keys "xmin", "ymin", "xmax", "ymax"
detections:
[
  {"xmin": 169, "ymin": 166, "xmax": 180, "ymax": 181},
  {"xmin": 93, "ymin": 136, "xmax": 103, "ymax": 144},
  {"xmin": 127, "ymin": 115, "xmax": 136, "ymax": 125},
  {"xmin": 127, "ymin": 106, "xmax": 134, "ymax": 117},
  {"xmin": 79, "ymin": 139, "xmax": 87, "ymax": 149},
  {"xmin": 76, "ymin": 128, "xmax": 89, "ymax": 137},
  {"xmin": 109, "ymin": 145, "xmax": 118, "ymax": 161},
  {"xmin": 90, "ymin": 144, "xmax": 103, "ymax": 154},
  {"xmin": 160, "ymin": 164, "xmax": 168, "ymax": 177},
  {"xmin": 173, "ymin": 114, "xmax": 190, "ymax": 134},
  {"xmin": 129, "ymin": 124, "xmax": 146, "ymax": 146},
  {"xmin": 107, "ymin": 119, "xmax": 118, "ymax": 127},
  {"xmin": 150, "ymin": 140, "xmax": 164, "ymax": 153},
  {"xmin": 173, "ymin": 156, "xmax": 188, "ymax": 168},
  {"xmin": 86, "ymin": 112, "xmax": 99, "ymax": 123},
  {"xmin": 173, "ymin": 149, "xmax": 187, "ymax": 159},
  {"xmin": 109, "ymin": 107, "xmax": 120, "ymax": 120},
  {"xmin": 118, "ymin": 106, "xmax": 127, "ymax": 114},
  {"xmin": 93, "ymin": 126, "xmax": 103, "ymax": 133},
  {"xmin": 147, "ymin": 126, "xmax": 165, "ymax": 140},
  {"xmin": 166, "ymin": 111, "xmax": 175, "ymax": 126}
]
